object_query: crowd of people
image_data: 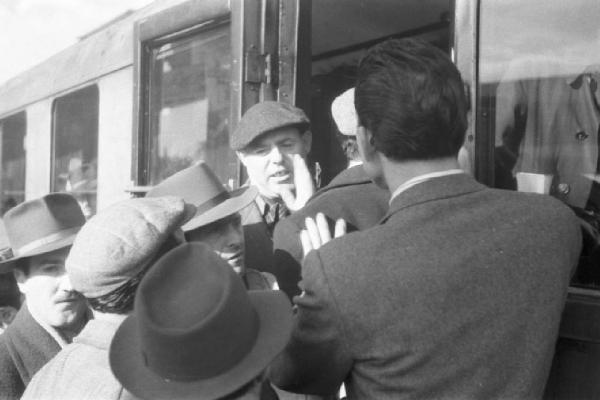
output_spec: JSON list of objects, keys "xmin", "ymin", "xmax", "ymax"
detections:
[{"xmin": 0, "ymin": 38, "xmax": 583, "ymax": 400}]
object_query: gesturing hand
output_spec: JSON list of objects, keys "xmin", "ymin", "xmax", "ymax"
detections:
[
  {"xmin": 279, "ymin": 154, "xmax": 315, "ymax": 212},
  {"xmin": 300, "ymin": 212, "xmax": 347, "ymax": 257}
]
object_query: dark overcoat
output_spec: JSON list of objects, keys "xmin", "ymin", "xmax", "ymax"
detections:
[
  {"xmin": 241, "ymin": 200, "xmax": 276, "ymax": 276},
  {"xmin": 272, "ymin": 165, "xmax": 389, "ymax": 298},
  {"xmin": 0, "ymin": 305, "xmax": 61, "ymax": 400},
  {"xmin": 271, "ymin": 174, "xmax": 582, "ymax": 399}
]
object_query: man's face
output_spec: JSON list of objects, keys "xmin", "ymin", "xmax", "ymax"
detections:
[
  {"xmin": 237, "ymin": 127, "xmax": 311, "ymax": 200},
  {"xmin": 14, "ymin": 247, "xmax": 88, "ymax": 329},
  {"xmin": 185, "ymin": 213, "xmax": 245, "ymax": 274}
]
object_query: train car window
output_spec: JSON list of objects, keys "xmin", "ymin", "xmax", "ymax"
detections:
[
  {"xmin": 0, "ymin": 112, "xmax": 26, "ymax": 216},
  {"xmin": 143, "ymin": 23, "xmax": 235, "ymax": 187},
  {"xmin": 51, "ymin": 85, "xmax": 99, "ymax": 218},
  {"xmin": 478, "ymin": 0, "xmax": 600, "ymax": 288}
]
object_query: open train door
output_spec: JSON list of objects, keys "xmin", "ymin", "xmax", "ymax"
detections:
[{"xmin": 283, "ymin": 0, "xmax": 464, "ymax": 186}]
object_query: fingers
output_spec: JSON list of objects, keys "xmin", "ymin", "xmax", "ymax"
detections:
[
  {"xmin": 304, "ymin": 216, "xmax": 322, "ymax": 249},
  {"xmin": 300, "ymin": 229, "xmax": 312, "ymax": 257},
  {"xmin": 291, "ymin": 154, "xmax": 315, "ymax": 210},
  {"xmin": 334, "ymin": 218, "xmax": 347, "ymax": 238},
  {"xmin": 315, "ymin": 213, "xmax": 332, "ymax": 243},
  {"xmin": 301, "ymin": 214, "xmax": 347, "ymax": 258}
]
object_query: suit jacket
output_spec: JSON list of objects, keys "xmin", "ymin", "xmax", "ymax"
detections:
[
  {"xmin": 270, "ymin": 174, "xmax": 582, "ymax": 399},
  {"xmin": 0, "ymin": 305, "xmax": 61, "ymax": 400},
  {"xmin": 495, "ymin": 60, "xmax": 600, "ymax": 207},
  {"xmin": 241, "ymin": 200, "xmax": 276, "ymax": 276},
  {"xmin": 273, "ymin": 165, "xmax": 389, "ymax": 298}
]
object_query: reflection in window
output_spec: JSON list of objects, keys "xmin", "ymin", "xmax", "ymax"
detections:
[
  {"xmin": 147, "ymin": 24, "xmax": 235, "ymax": 186},
  {"xmin": 479, "ymin": 0, "xmax": 600, "ymax": 288},
  {"xmin": 52, "ymin": 85, "xmax": 99, "ymax": 218},
  {"xmin": 0, "ymin": 112, "xmax": 26, "ymax": 216}
]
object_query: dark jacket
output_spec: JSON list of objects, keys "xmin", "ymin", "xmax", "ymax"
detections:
[
  {"xmin": 0, "ymin": 305, "xmax": 61, "ymax": 400},
  {"xmin": 273, "ymin": 166, "xmax": 389, "ymax": 298},
  {"xmin": 271, "ymin": 174, "xmax": 582, "ymax": 399},
  {"xmin": 241, "ymin": 200, "xmax": 276, "ymax": 276}
]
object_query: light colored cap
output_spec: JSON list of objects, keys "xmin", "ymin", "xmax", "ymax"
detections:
[
  {"xmin": 331, "ymin": 88, "xmax": 357, "ymax": 136},
  {"xmin": 66, "ymin": 196, "xmax": 196, "ymax": 298}
]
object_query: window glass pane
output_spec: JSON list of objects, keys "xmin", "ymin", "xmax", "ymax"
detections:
[
  {"xmin": 147, "ymin": 24, "xmax": 235, "ymax": 187},
  {"xmin": 479, "ymin": 0, "xmax": 600, "ymax": 288},
  {"xmin": 52, "ymin": 85, "xmax": 99, "ymax": 218},
  {"xmin": 0, "ymin": 112, "xmax": 26, "ymax": 216}
]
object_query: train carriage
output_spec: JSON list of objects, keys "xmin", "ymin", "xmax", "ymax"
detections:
[{"xmin": 0, "ymin": 0, "xmax": 599, "ymax": 397}]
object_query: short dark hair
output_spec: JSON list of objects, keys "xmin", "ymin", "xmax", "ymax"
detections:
[{"xmin": 355, "ymin": 38, "xmax": 468, "ymax": 161}]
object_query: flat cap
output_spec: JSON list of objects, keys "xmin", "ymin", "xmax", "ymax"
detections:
[
  {"xmin": 66, "ymin": 196, "xmax": 196, "ymax": 298},
  {"xmin": 231, "ymin": 101, "xmax": 309, "ymax": 151}
]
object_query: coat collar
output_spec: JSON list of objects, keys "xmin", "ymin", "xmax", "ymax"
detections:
[
  {"xmin": 380, "ymin": 173, "xmax": 486, "ymax": 224},
  {"xmin": 309, "ymin": 165, "xmax": 375, "ymax": 203}
]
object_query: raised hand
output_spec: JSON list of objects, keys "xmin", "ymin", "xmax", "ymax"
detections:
[{"xmin": 300, "ymin": 212, "xmax": 347, "ymax": 257}]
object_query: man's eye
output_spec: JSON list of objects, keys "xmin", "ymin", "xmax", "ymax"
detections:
[
  {"xmin": 252, "ymin": 147, "xmax": 270, "ymax": 155},
  {"xmin": 42, "ymin": 264, "xmax": 62, "ymax": 274}
]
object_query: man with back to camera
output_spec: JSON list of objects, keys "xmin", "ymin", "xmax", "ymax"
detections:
[
  {"xmin": 270, "ymin": 38, "xmax": 582, "ymax": 399},
  {"xmin": 146, "ymin": 161, "xmax": 277, "ymax": 290},
  {"xmin": 109, "ymin": 242, "xmax": 293, "ymax": 400},
  {"xmin": 272, "ymin": 88, "xmax": 389, "ymax": 299},
  {"xmin": 0, "ymin": 193, "xmax": 89, "ymax": 400},
  {"xmin": 231, "ymin": 101, "xmax": 315, "ymax": 277}
]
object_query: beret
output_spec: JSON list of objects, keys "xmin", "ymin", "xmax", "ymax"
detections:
[
  {"xmin": 231, "ymin": 101, "xmax": 309, "ymax": 151},
  {"xmin": 66, "ymin": 196, "xmax": 196, "ymax": 298}
]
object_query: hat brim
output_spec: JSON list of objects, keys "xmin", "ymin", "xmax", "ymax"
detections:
[
  {"xmin": 0, "ymin": 232, "xmax": 79, "ymax": 274},
  {"xmin": 110, "ymin": 289, "xmax": 293, "ymax": 400},
  {"xmin": 182, "ymin": 186, "xmax": 258, "ymax": 232}
]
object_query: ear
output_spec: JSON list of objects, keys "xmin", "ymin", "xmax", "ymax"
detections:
[
  {"xmin": 356, "ymin": 125, "xmax": 376, "ymax": 162},
  {"xmin": 301, "ymin": 130, "xmax": 312, "ymax": 155},
  {"xmin": 13, "ymin": 268, "xmax": 28, "ymax": 294}
]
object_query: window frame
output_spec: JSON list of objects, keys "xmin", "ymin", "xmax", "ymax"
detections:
[
  {"xmin": 132, "ymin": 0, "xmax": 231, "ymax": 187},
  {"xmin": 0, "ymin": 110, "xmax": 27, "ymax": 212},
  {"xmin": 50, "ymin": 84, "xmax": 99, "ymax": 195}
]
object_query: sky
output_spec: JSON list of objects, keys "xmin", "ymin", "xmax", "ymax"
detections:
[{"xmin": 0, "ymin": 0, "xmax": 155, "ymax": 86}]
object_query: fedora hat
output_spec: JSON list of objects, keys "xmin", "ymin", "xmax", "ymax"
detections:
[
  {"xmin": 146, "ymin": 162, "xmax": 257, "ymax": 232},
  {"xmin": 0, "ymin": 193, "xmax": 85, "ymax": 273},
  {"xmin": 110, "ymin": 243, "xmax": 292, "ymax": 400}
]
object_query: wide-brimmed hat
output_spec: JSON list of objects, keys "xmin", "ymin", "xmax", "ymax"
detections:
[
  {"xmin": 66, "ymin": 196, "xmax": 196, "ymax": 298},
  {"xmin": 146, "ymin": 162, "xmax": 257, "ymax": 232},
  {"xmin": 0, "ymin": 193, "xmax": 86, "ymax": 273},
  {"xmin": 231, "ymin": 101, "xmax": 310, "ymax": 151},
  {"xmin": 110, "ymin": 243, "xmax": 292, "ymax": 400}
]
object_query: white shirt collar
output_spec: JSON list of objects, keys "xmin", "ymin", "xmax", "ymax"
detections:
[{"xmin": 389, "ymin": 169, "xmax": 465, "ymax": 204}]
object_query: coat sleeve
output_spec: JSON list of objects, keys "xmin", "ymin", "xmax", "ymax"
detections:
[
  {"xmin": 272, "ymin": 217, "xmax": 304, "ymax": 300},
  {"xmin": 269, "ymin": 249, "xmax": 352, "ymax": 396}
]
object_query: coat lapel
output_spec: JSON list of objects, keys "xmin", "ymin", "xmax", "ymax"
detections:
[{"xmin": 380, "ymin": 174, "xmax": 486, "ymax": 224}]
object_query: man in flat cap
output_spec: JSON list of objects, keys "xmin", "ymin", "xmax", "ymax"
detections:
[
  {"xmin": 232, "ymin": 101, "xmax": 314, "ymax": 277},
  {"xmin": 0, "ymin": 193, "xmax": 89, "ymax": 400},
  {"xmin": 22, "ymin": 197, "xmax": 194, "ymax": 400}
]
